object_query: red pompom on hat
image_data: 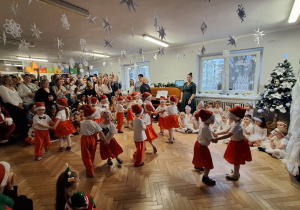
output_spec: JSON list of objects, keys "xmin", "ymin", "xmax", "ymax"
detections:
[
  {"xmin": 117, "ymin": 96, "xmax": 125, "ymax": 102},
  {"xmin": 198, "ymin": 109, "xmax": 215, "ymax": 123},
  {"xmin": 35, "ymin": 102, "xmax": 45, "ymax": 111},
  {"xmin": 160, "ymin": 96, "xmax": 167, "ymax": 101},
  {"xmin": 126, "ymin": 95, "xmax": 133, "ymax": 101},
  {"xmin": 132, "ymin": 104, "xmax": 143, "ymax": 115},
  {"xmin": 56, "ymin": 97, "xmax": 68, "ymax": 107},
  {"xmin": 0, "ymin": 161, "xmax": 11, "ymax": 187},
  {"xmin": 170, "ymin": 95, "xmax": 177, "ymax": 103},
  {"xmin": 100, "ymin": 95, "xmax": 108, "ymax": 101},
  {"xmin": 145, "ymin": 103, "xmax": 154, "ymax": 112},
  {"xmin": 228, "ymin": 106, "xmax": 246, "ymax": 120},
  {"xmin": 81, "ymin": 105, "xmax": 96, "ymax": 118},
  {"xmin": 91, "ymin": 97, "xmax": 98, "ymax": 105},
  {"xmin": 131, "ymin": 92, "xmax": 138, "ymax": 98},
  {"xmin": 142, "ymin": 92, "xmax": 152, "ymax": 100}
]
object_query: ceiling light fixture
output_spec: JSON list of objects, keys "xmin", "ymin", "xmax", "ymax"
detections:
[
  {"xmin": 87, "ymin": 52, "xmax": 110, "ymax": 58},
  {"xmin": 288, "ymin": 0, "xmax": 300, "ymax": 23},
  {"xmin": 4, "ymin": 63, "xmax": 23, "ymax": 67},
  {"xmin": 17, "ymin": 57, "xmax": 49, "ymax": 62},
  {"xmin": 143, "ymin": 35, "xmax": 169, "ymax": 47},
  {"xmin": 36, "ymin": 0, "xmax": 90, "ymax": 17}
]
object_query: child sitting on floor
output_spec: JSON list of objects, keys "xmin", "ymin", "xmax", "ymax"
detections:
[
  {"xmin": 196, "ymin": 101, "xmax": 205, "ymax": 112},
  {"xmin": 206, "ymin": 101, "xmax": 214, "ymax": 111},
  {"xmin": 223, "ymin": 105, "xmax": 231, "ymax": 116},
  {"xmin": 190, "ymin": 112, "xmax": 200, "ymax": 134},
  {"xmin": 242, "ymin": 114, "xmax": 254, "ymax": 140},
  {"xmin": 215, "ymin": 115, "xmax": 230, "ymax": 144},
  {"xmin": 213, "ymin": 100, "xmax": 223, "ymax": 123},
  {"xmin": 185, "ymin": 105, "xmax": 193, "ymax": 124},
  {"xmin": 269, "ymin": 120, "xmax": 289, "ymax": 139},
  {"xmin": 247, "ymin": 116, "xmax": 267, "ymax": 147},
  {"xmin": 244, "ymin": 102, "xmax": 254, "ymax": 117},
  {"xmin": 176, "ymin": 112, "xmax": 194, "ymax": 133}
]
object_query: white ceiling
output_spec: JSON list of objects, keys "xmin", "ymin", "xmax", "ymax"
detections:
[{"xmin": 0, "ymin": 0, "xmax": 297, "ymax": 64}]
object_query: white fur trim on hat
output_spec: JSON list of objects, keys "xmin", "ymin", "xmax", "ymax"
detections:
[
  {"xmin": 228, "ymin": 112, "xmax": 241, "ymax": 120},
  {"xmin": 34, "ymin": 106, "xmax": 45, "ymax": 111},
  {"xmin": 253, "ymin": 117, "xmax": 262, "ymax": 122},
  {"xmin": 204, "ymin": 114, "xmax": 215, "ymax": 123},
  {"xmin": 0, "ymin": 161, "xmax": 10, "ymax": 187}
]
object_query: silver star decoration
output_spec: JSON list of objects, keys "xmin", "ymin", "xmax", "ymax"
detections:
[
  {"xmin": 154, "ymin": 13, "xmax": 158, "ymax": 30},
  {"xmin": 200, "ymin": 21, "xmax": 207, "ymax": 35},
  {"xmin": 227, "ymin": 35, "xmax": 238, "ymax": 47},
  {"xmin": 30, "ymin": 23, "xmax": 42, "ymax": 39},
  {"xmin": 157, "ymin": 26, "xmax": 166, "ymax": 40},
  {"xmin": 54, "ymin": 37, "xmax": 64, "ymax": 49},
  {"xmin": 222, "ymin": 49, "xmax": 230, "ymax": 57},
  {"xmin": 3, "ymin": 19, "xmax": 22, "ymax": 38},
  {"xmin": 237, "ymin": 4, "xmax": 246, "ymax": 22},
  {"xmin": 201, "ymin": 46, "xmax": 206, "ymax": 55},
  {"xmin": 18, "ymin": 39, "xmax": 30, "ymax": 52},
  {"xmin": 1, "ymin": 31, "xmax": 6, "ymax": 45},
  {"xmin": 69, "ymin": 58, "xmax": 75, "ymax": 68},
  {"xmin": 138, "ymin": 47, "xmax": 143, "ymax": 55},
  {"xmin": 104, "ymin": 39, "xmax": 113, "ymax": 48},
  {"xmin": 87, "ymin": 15, "xmax": 97, "ymax": 24},
  {"xmin": 131, "ymin": 26, "xmax": 134, "ymax": 37},
  {"xmin": 83, "ymin": 59, "xmax": 89, "ymax": 67},
  {"xmin": 61, "ymin": 14, "xmax": 70, "ymax": 30},
  {"xmin": 253, "ymin": 28, "xmax": 265, "ymax": 46},
  {"xmin": 80, "ymin": 38, "xmax": 87, "ymax": 52},
  {"xmin": 102, "ymin": 18, "xmax": 111, "ymax": 34},
  {"xmin": 9, "ymin": 1, "xmax": 20, "ymax": 16},
  {"xmin": 153, "ymin": 54, "xmax": 158, "ymax": 60},
  {"xmin": 157, "ymin": 47, "xmax": 165, "ymax": 57},
  {"xmin": 120, "ymin": 0, "xmax": 138, "ymax": 12},
  {"xmin": 121, "ymin": 50, "xmax": 127, "ymax": 59},
  {"xmin": 142, "ymin": 55, "xmax": 145, "ymax": 62}
]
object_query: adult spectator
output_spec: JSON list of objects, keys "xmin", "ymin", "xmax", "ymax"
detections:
[
  {"xmin": 95, "ymin": 78, "xmax": 103, "ymax": 98},
  {"xmin": 52, "ymin": 78, "xmax": 68, "ymax": 99},
  {"xmin": 84, "ymin": 79, "xmax": 96, "ymax": 98},
  {"xmin": 17, "ymin": 74, "xmax": 39, "ymax": 109},
  {"xmin": 49, "ymin": 74, "xmax": 60, "ymax": 87},
  {"xmin": 65, "ymin": 78, "xmax": 77, "ymax": 105},
  {"xmin": 75, "ymin": 74, "xmax": 81, "ymax": 86},
  {"xmin": 179, "ymin": 72, "xmax": 196, "ymax": 113},
  {"xmin": 92, "ymin": 75, "xmax": 97, "ymax": 86},
  {"xmin": 111, "ymin": 76, "xmax": 122, "ymax": 96},
  {"xmin": 98, "ymin": 73, "xmax": 102, "ymax": 79},
  {"xmin": 35, "ymin": 79, "xmax": 56, "ymax": 117},
  {"xmin": 140, "ymin": 77, "xmax": 151, "ymax": 94},
  {"xmin": 101, "ymin": 78, "xmax": 113, "ymax": 103},
  {"xmin": 10, "ymin": 75, "xmax": 19, "ymax": 90},
  {"xmin": 129, "ymin": 79, "xmax": 135, "ymax": 95},
  {"xmin": 134, "ymin": 74, "xmax": 143, "ymax": 92},
  {"xmin": 78, "ymin": 78, "xmax": 86, "ymax": 93}
]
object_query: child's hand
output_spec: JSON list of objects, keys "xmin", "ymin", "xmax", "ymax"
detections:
[
  {"xmin": 213, "ymin": 132, "xmax": 218, "ymax": 137},
  {"xmin": 212, "ymin": 139, "xmax": 218, "ymax": 143}
]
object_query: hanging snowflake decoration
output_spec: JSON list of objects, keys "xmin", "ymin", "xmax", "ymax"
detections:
[
  {"xmin": 200, "ymin": 21, "xmax": 207, "ymax": 35},
  {"xmin": 69, "ymin": 58, "xmax": 75, "ymax": 68},
  {"xmin": 252, "ymin": 28, "xmax": 265, "ymax": 46},
  {"xmin": 154, "ymin": 13, "xmax": 158, "ymax": 30},
  {"xmin": 86, "ymin": 48, "xmax": 95, "ymax": 60},
  {"xmin": 61, "ymin": 14, "xmax": 70, "ymax": 30},
  {"xmin": 138, "ymin": 47, "xmax": 143, "ymax": 55},
  {"xmin": 28, "ymin": 0, "xmax": 33, "ymax": 5},
  {"xmin": 58, "ymin": 50, "xmax": 63, "ymax": 61},
  {"xmin": 87, "ymin": 15, "xmax": 97, "ymax": 24},
  {"xmin": 103, "ymin": 61, "xmax": 107, "ymax": 67},
  {"xmin": 121, "ymin": 50, "xmax": 127, "ymax": 59},
  {"xmin": 18, "ymin": 39, "xmax": 30, "ymax": 52},
  {"xmin": 102, "ymin": 18, "xmax": 111, "ymax": 34},
  {"xmin": 157, "ymin": 47, "xmax": 165, "ymax": 57},
  {"xmin": 236, "ymin": 4, "xmax": 246, "ymax": 22},
  {"xmin": 201, "ymin": 46, "xmax": 206, "ymax": 55},
  {"xmin": 80, "ymin": 38, "xmax": 87, "ymax": 52},
  {"xmin": 3, "ymin": 19, "xmax": 22, "ymax": 38},
  {"xmin": 142, "ymin": 55, "xmax": 145, "ymax": 62},
  {"xmin": 104, "ymin": 39, "xmax": 113, "ymax": 48},
  {"xmin": 118, "ymin": 58, "xmax": 121, "ymax": 64},
  {"xmin": 176, "ymin": 54, "xmax": 180, "ymax": 60},
  {"xmin": 227, "ymin": 35, "xmax": 238, "ymax": 47},
  {"xmin": 131, "ymin": 26, "xmax": 134, "ymax": 37},
  {"xmin": 222, "ymin": 49, "xmax": 230, "ymax": 57},
  {"xmin": 54, "ymin": 37, "xmax": 64, "ymax": 49},
  {"xmin": 153, "ymin": 54, "xmax": 158, "ymax": 60},
  {"xmin": 120, "ymin": 0, "xmax": 138, "ymax": 12},
  {"xmin": 30, "ymin": 23, "xmax": 42, "ymax": 39},
  {"xmin": 9, "ymin": 1, "xmax": 20, "ymax": 16},
  {"xmin": 1, "ymin": 31, "xmax": 6, "ymax": 45},
  {"xmin": 83, "ymin": 59, "xmax": 88, "ymax": 67},
  {"xmin": 157, "ymin": 26, "xmax": 166, "ymax": 40}
]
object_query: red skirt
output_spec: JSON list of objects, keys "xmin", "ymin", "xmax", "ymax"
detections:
[
  {"xmin": 53, "ymin": 120, "xmax": 76, "ymax": 137},
  {"xmin": 224, "ymin": 139, "xmax": 252, "ymax": 165},
  {"xmin": 164, "ymin": 115, "xmax": 180, "ymax": 130},
  {"xmin": 158, "ymin": 116, "xmax": 165, "ymax": 129},
  {"xmin": 100, "ymin": 138, "xmax": 123, "ymax": 160},
  {"xmin": 145, "ymin": 124, "xmax": 158, "ymax": 142},
  {"xmin": 93, "ymin": 118, "xmax": 101, "ymax": 124},
  {"xmin": 192, "ymin": 141, "xmax": 214, "ymax": 169},
  {"xmin": 127, "ymin": 109, "xmax": 135, "ymax": 121}
]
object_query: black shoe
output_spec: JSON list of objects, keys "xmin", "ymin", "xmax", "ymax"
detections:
[
  {"xmin": 117, "ymin": 158, "xmax": 123, "ymax": 165},
  {"xmin": 107, "ymin": 158, "xmax": 113, "ymax": 166},
  {"xmin": 134, "ymin": 162, "xmax": 144, "ymax": 167},
  {"xmin": 225, "ymin": 174, "xmax": 239, "ymax": 181},
  {"xmin": 66, "ymin": 146, "xmax": 71, "ymax": 151},
  {"xmin": 202, "ymin": 176, "xmax": 216, "ymax": 186},
  {"xmin": 258, "ymin": 147, "xmax": 266, "ymax": 152},
  {"xmin": 194, "ymin": 167, "xmax": 204, "ymax": 171},
  {"xmin": 118, "ymin": 131, "xmax": 124, "ymax": 133}
]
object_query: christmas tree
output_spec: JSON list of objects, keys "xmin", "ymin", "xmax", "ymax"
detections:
[{"xmin": 256, "ymin": 60, "xmax": 296, "ymax": 114}]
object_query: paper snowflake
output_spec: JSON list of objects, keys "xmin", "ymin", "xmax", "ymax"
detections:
[
  {"xmin": 30, "ymin": 23, "xmax": 42, "ymax": 39},
  {"xmin": 153, "ymin": 54, "xmax": 158, "ymax": 60},
  {"xmin": 138, "ymin": 47, "xmax": 143, "ymax": 55},
  {"xmin": 83, "ymin": 59, "xmax": 88, "ymax": 67},
  {"xmin": 61, "ymin": 14, "xmax": 70, "ymax": 30},
  {"xmin": 28, "ymin": 0, "xmax": 33, "ymax": 5},
  {"xmin": 58, "ymin": 50, "xmax": 63, "ymax": 61},
  {"xmin": 201, "ymin": 46, "xmax": 206, "ymax": 55},
  {"xmin": 118, "ymin": 58, "xmax": 122, "ymax": 64},
  {"xmin": 18, "ymin": 39, "xmax": 30, "ymax": 52},
  {"xmin": 142, "ymin": 55, "xmax": 145, "ymax": 61},
  {"xmin": 9, "ymin": 1, "xmax": 20, "ymax": 16},
  {"xmin": 121, "ymin": 50, "xmax": 127, "ymax": 59},
  {"xmin": 154, "ymin": 13, "xmax": 158, "ymax": 30},
  {"xmin": 1, "ymin": 31, "xmax": 6, "ymax": 45},
  {"xmin": 69, "ymin": 58, "xmax": 75, "ymax": 68},
  {"xmin": 252, "ymin": 28, "xmax": 265, "ymax": 46},
  {"xmin": 120, "ymin": 0, "xmax": 138, "ymax": 12},
  {"xmin": 176, "ymin": 54, "xmax": 180, "ymax": 60},
  {"xmin": 157, "ymin": 47, "xmax": 165, "ymax": 57},
  {"xmin": 80, "ymin": 38, "xmax": 87, "ymax": 52},
  {"xmin": 227, "ymin": 35, "xmax": 238, "ymax": 47},
  {"xmin": 222, "ymin": 49, "xmax": 230, "ymax": 57},
  {"xmin": 87, "ymin": 15, "xmax": 97, "ymax": 24},
  {"xmin": 157, "ymin": 26, "xmax": 166, "ymax": 40},
  {"xmin": 200, "ymin": 21, "xmax": 207, "ymax": 35},
  {"xmin": 102, "ymin": 18, "xmax": 111, "ymax": 34},
  {"xmin": 131, "ymin": 26, "xmax": 134, "ymax": 37},
  {"xmin": 104, "ymin": 39, "xmax": 113, "ymax": 48},
  {"xmin": 54, "ymin": 37, "xmax": 64, "ymax": 49},
  {"xmin": 3, "ymin": 19, "xmax": 22, "ymax": 38},
  {"xmin": 236, "ymin": 4, "xmax": 246, "ymax": 22}
]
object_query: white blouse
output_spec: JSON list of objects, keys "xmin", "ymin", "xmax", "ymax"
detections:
[
  {"xmin": 95, "ymin": 84, "xmax": 102, "ymax": 95},
  {"xmin": 0, "ymin": 85, "xmax": 23, "ymax": 106},
  {"xmin": 100, "ymin": 84, "xmax": 112, "ymax": 94}
]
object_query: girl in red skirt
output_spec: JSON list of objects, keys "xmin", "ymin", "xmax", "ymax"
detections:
[
  {"xmin": 99, "ymin": 95, "xmax": 110, "ymax": 122},
  {"xmin": 116, "ymin": 96, "xmax": 125, "ymax": 133},
  {"xmin": 215, "ymin": 106, "xmax": 252, "ymax": 181},
  {"xmin": 164, "ymin": 95, "xmax": 180, "ymax": 143},
  {"xmin": 125, "ymin": 95, "xmax": 135, "ymax": 129},
  {"xmin": 143, "ymin": 104, "xmax": 158, "ymax": 154},
  {"xmin": 154, "ymin": 96, "xmax": 167, "ymax": 136},
  {"xmin": 90, "ymin": 97, "xmax": 102, "ymax": 124},
  {"xmin": 192, "ymin": 109, "xmax": 218, "ymax": 186},
  {"xmin": 99, "ymin": 111, "xmax": 123, "ymax": 166},
  {"xmin": 53, "ymin": 98, "xmax": 76, "ymax": 152}
]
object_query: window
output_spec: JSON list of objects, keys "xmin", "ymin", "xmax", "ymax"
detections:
[
  {"xmin": 122, "ymin": 62, "xmax": 150, "ymax": 91},
  {"xmin": 199, "ymin": 48, "xmax": 262, "ymax": 94}
]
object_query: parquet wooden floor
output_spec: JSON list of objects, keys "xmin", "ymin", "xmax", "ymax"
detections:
[{"xmin": 1, "ymin": 123, "xmax": 300, "ymax": 210}]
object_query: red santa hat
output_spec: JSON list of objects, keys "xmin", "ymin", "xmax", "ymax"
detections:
[
  {"xmin": 196, "ymin": 109, "xmax": 215, "ymax": 123},
  {"xmin": 90, "ymin": 97, "xmax": 98, "ymax": 105},
  {"xmin": 131, "ymin": 92, "xmax": 138, "ymax": 98},
  {"xmin": 81, "ymin": 105, "xmax": 96, "ymax": 118},
  {"xmin": 100, "ymin": 95, "xmax": 108, "ymax": 102},
  {"xmin": 0, "ymin": 161, "xmax": 11, "ymax": 187},
  {"xmin": 228, "ymin": 106, "xmax": 246, "ymax": 120},
  {"xmin": 65, "ymin": 192, "xmax": 95, "ymax": 210},
  {"xmin": 160, "ymin": 96, "xmax": 167, "ymax": 102},
  {"xmin": 56, "ymin": 97, "xmax": 68, "ymax": 108},
  {"xmin": 34, "ymin": 102, "xmax": 45, "ymax": 111},
  {"xmin": 144, "ymin": 103, "xmax": 154, "ymax": 112},
  {"xmin": 117, "ymin": 96, "xmax": 125, "ymax": 102},
  {"xmin": 132, "ymin": 104, "xmax": 143, "ymax": 115},
  {"xmin": 126, "ymin": 95, "xmax": 133, "ymax": 101},
  {"xmin": 170, "ymin": 95, "xmax": 177, "ymax": 103},
  {"xmin": 142, "ymin": 92, "xmax": 152, "ymax": 100}
]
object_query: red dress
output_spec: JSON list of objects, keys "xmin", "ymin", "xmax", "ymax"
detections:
[
  {"xmin": 164, "ymin": 115, "xmax": 180, "ymax": 130},
  {"xmin": 127, "ymin": 109, "xmax": 135, "ymax": 121},
  {"xmin": 100, "ymin": 138, "xmax": 123, "ymax": 160},
  {"xmin": 158, "ymin": 116, "xmax": 165, "ymax": 129},
  {"xmin": 145, "ymin": 125, "xmax": 158, "ymax": 142},
  {"xmin": 53, "ymin": 120, "xmax": 76, "ymax": 137},
  {"xmin": 224, "ymin": 138, "xmax": 252, "ymax": 165},
  {"xmin": 192, "ymin": 141, "xmax": 213, "ymax": 169}
]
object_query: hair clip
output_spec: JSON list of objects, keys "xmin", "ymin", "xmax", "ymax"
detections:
[{"xmin": 64, "ymin": 163, "xmax": 75, "ymax": 182}]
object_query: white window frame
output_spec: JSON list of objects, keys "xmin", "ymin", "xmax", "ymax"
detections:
[{"xmin": 198, "ymin": 48, "xmax": 263, "ymax": 94}]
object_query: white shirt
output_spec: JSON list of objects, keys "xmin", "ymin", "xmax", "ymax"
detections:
[
  {"xmin": 95, "ymin": 84, "xmax": 102, "ymax": 95},
  {"xmin": 155, "ymin": 105, "xmax": 167, "ymax": 117},
  {"xmin": 245, "ymin": 109, "xmax": 254, "ymax": 117},
  {"xmin": 56, "ymin": 108, "xmax": 70, "ymax": 122},
  {"xmin": 197, "ymin": 123, "xmax": 215, "ymax": 146},
  {"xmin": 133, "ymin": 116, "xmax": 147, "ymax": 142},
  {"xmin": 229, "ymin": 121, "xmax": 245, "ymax": 141},
  {"xmin": 116, "ymin": 103, "xmax": 124, "ymax": 113},
  {"xmin": 248, "ymin": 125, "xmax": 267, "ymax": 142},
  {"xmin": 80, "ymin": 120, "xmax": 102, "ymax": 136},
  {"xmin": 191, "ymin": 116, "xmax": 199, "ymax": 129},
  {"xmin": 94, "ymin": 107, "xmax": 102, "ymax": 119},
  {"xmin": 216, "ymin": 121, "xmax": 230, "ymax": 132},
  {"xmin": 98, "ymin": 103, "xmax": 110, "ymax": 111},
  {"xmin": 99, "ymin": 121, "xmax": 117, "ymax": 140},
  {"xmin": 166, "ymin": 104, "xmax": 178, "ymax": 116},
  {"xmin": 52, "ymin": 85, "xmax": 67, "ymax": 99},
  {"xmin": 271, "ymin": 136, "xmax": 288, "ymax": 149},
  {"xmin": 129, "ymin": 86, "xmax": 135, "ymax": 95},
  {"xmin": 142, "ymin": 113, "xmax": 151, "ymax": 126},
  {"xmin": 17, "ymin": 82, "xmax": 39, "ymax": 105},
  {"xmin": 0, "ymin": 85, "xmax": 23, "ymax": 106},
  {"xmin": 127, "ymin": 102, "xmax": 133, "ymax": 110},
  {"xmin": 133, "ymin": 99, "xmax": 143, "ymax": 106},
  {"xmin": 33, "ymin": 114, "xmax": 51, "ymax": 130},
  {"xmin": 243, "ymin": 123, "xmax": 254, "ymax": 134},
  {"xmin": 100, "ymin": 84, "xmax": 112, "ymax": 94},
  {"xmin": 185, "ymin": 113, "xmax": 193, "ymax": 124}
]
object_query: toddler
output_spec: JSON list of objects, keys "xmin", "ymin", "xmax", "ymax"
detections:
[
  {"xmin": 154, "ymin": 96, "xmax": 167, "ymax": 136},
  {"xmin": 247, "ymin": 116, "xmax": 267, "ymax": 147},
  {"xmin": 185, "ymin": 105, "xmax": 193, "ymax": 124},
  {"xmin": 206, "ymin": 101, "xmax": 214, "ymax": 111}
]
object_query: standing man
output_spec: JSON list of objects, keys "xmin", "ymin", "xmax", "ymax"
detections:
[
  {"xmin": 134, "ymin": 74, "xmax": 143, "ymax": 92},
  {"xmin": 17, "ymin": 74, "xmax": 39, "ymax": 110},
  {"xmin": 75, "ymin": 73, "xmax": 81, "ymax": 86},
  {"xmin": 112, "ymin": 76, "xmax": 122, "ymax": 96}
]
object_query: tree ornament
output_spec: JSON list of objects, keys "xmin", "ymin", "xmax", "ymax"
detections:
[
  {"xmin": 227, "ymin": 35, "xmax": 238, "ymax": 47},
  {"xmin": 257, "ymin": 109, "xmax": 263, "ymax": 113},
  {"xmin": 104, "ymin": 39, "xmax": 113, "ymax": 48},
  {"xmin": 253, "ymin": 28, "xmax": 265, "ymax": 46},
  {"xmin": 61, "ymin": 14, "xmax": 70, "ymax": 30},
  {"xmin": 3, "ymin": 19, "xmax": 22, "ymax": 38},
  {"xmin": 200, "ymin": 21, "xmax": 207, "ymax": 34},
  {"xmin": 236, "ymin": 4, "xmax": 246, "ymax": 22},
  {"xmin": 157, "ymin": 47, "xmax": 165, "ymax": 56},
  {"xmin": 120, "ymin": 0, "xmax": 138, "ymax": 12},
  {"xmin": 9, "ymin": 1, "xmax": 20, "ymax": 16},
  {"xmin": 157, "ymin": 26, "xmax": 166, "ymax": 40},
  {"xmin": 102, "ymin": 18, "xmax": 111, "ymax": 34},
  {"xmin": 30, "ymin": 23, "xmax": 42, "ymax": 39}
]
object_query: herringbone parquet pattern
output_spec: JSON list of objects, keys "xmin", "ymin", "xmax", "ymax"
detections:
[{"xmin": 1, "ymin": 124, "xmax": 300, "ymax": 210}]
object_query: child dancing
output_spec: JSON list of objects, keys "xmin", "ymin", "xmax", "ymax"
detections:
[{"xmin": 164, "ymin": 95, "xmax": 180, "ymax": 143}]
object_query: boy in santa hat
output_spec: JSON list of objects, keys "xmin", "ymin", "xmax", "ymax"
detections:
[
  {"xmin": 192, "ymin": 109, "xmax": 218, "ymax": 186},
  {"xmin": 90, "ymin": 97, "xmax": 102, "ymax": 124},
  {"xmin": 215, "ymin": 106, "xmax": 252, "ymax": 181},
  {"xmin": 143, "ymin": 104, "xmax": 158, "ymax": 154},
  {"xmin": 33, "ymin": 102, "xmax": 54, "ymax": 161},
  {"xmin": 116, "ymin": 96, "xmax": 125, "ymax": 133},
  {"xmin": 0, "ymin": 105, "xmax": 15, "ymax": 144},
  {"xmin": 132, "ymin": 104, "xmax": 147, "ymax": 167},
  {"xmin": 80, "ymin": 105, "xmax": 107, "ymax": 177},
  {"xmin": 125, "ymin": 95, "xmax": 135, "ymax": 129},
  {"xmin": 132, "ymin": 92, "xmax": 143, "ymax": 106},
  {"xmin": 154, "ymin": 96, "xmax": 168, "ymax": 136},
  {"xmin": 99, "ymin": 95, "xmax": 110, "ymax": 122},
  {"xmin": 164, "ymin": 95, "xmax": 180, "ymax": 143}
]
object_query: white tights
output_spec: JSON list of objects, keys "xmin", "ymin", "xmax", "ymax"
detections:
[{"xmin": 59, "ymin": 134, "xmax": 72, "ymax": 147}]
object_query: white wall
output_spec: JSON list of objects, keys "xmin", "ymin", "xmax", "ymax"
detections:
[{"xmin": 91, "ymin": 27, "xmax": 300, "ymax": 93}]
